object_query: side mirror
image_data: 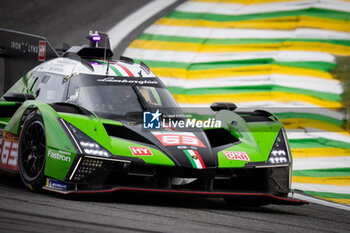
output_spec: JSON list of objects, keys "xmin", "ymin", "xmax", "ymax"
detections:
[
  {"xmin": 3, "ymin": 92, "xmax": 35, "ymax": 102},
  {"xmin": 210, "ymin": 102, "xmax": 237, "ymax": 111}
]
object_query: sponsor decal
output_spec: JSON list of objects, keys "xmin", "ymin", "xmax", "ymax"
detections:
[
  {"xmin": 48, "ymin": 149, "xmax": 71, "ymax": 162},
  {"xmin": 38, "ymin": 40, "xmax": 46, "ymax": 61},
  {"xmin": 129, "ymin": 146, "xmax": 153, "ymax": 156},
  {"xmin": 48, "ymin": 65, "xmax": 64, "ymax": 73},
  {"xmin": 97, "ymin": 77, "xmax": 158, "ymax": 85},
  {"xmin": 0, "ymin": 131, "xmax": 19, "ymax": 171},
  {"xmin": 152, "ymin": 132, "xmax": 205, "ymax": 147},
  {"xmin": 46, "ymin": 178, "xmax": 68, "ymax": 190},
  {"xmin": 144, "ymin": 110, "xmax": 161, "ymax": 129},
  {"xmin": 177, "ymin": 145, "xmax": 198, "ymax": 150},
  {"xmin": 10, "ymin": 40, "xmax": 39, "ymax": 54},
  {"xmin": 183, "ymin": 150, "xmax": 206, "ymax": 169},
  {"xmin": 223, "ymin": 151, "xmax": 251, "ymax": 161},
  {"xmin": 10, "ymin": 41, "xmax": 22, "ymax": 50}
]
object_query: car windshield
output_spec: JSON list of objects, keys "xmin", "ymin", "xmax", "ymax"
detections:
[{"xmin": 66, "ymin": 75, "xmax": 182, "ymax": 121}]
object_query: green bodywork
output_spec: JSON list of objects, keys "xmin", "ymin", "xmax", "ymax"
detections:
[
  {"xmin": 0, "ymin": 99, "xmax": 282, "ymax": 181},
  {"xmin": 1, "ymin": 101, "xmax": 76, "ymax": 180},
  {"xmin": 0, "ymin": 66, "xmax": 283, "ymax": 182},
  {"xmin": 0, "ymin": 100, "xmax": 177, "ymax": 180},
  {"xmin": 59, "ymin": 113, "xmax": 175, "ymax": 167},
  {"xmin": 214, "ymin": 110, "xmax": 281, "ymax": 168}
]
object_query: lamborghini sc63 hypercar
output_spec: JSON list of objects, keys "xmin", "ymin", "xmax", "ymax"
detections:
[{"xmin": 0, "ymin": 29, "xmax": 306, "ymax": 206}]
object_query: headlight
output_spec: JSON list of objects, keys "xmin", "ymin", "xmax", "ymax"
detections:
[
  {"xmin": 79, "ymin": 142, "xmax": 109, "ymax": 157},
  {"xmin": 59, "ymin": 118, "xmax": 112, "ymax": 158},
  {"xmin": 268, "ymin": 129, "xmax": 290, "ymax": 164}
]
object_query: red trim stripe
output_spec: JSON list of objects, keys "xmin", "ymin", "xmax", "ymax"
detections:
[
  {"xmin": 113, "ymin": 62, "xmax": 134, "ymax": 77},
  {"xmin": 41, "ymin": 186, "xmax": 308, "ymax": 204},
  {"xmin": 193, "ymin": 150, "xmax": 206, "ymax": 169}
]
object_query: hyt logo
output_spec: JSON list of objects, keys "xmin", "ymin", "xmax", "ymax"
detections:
[
  {"xmin": 143, "ymin": 110, "xmax": 161, "ymax": 129},
  {"xmin": 129, "ymin": 147, "xmax": 153, "ymax": 156}
]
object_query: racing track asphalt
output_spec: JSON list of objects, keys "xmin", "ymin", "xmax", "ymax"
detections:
[
  {"xmin": 0, "ymin": 1, "xmax": 350, "ymax": 232},
  {"xmin": 0, "ymin": 0, "xmax": 151, "ymax": 54},
  {"xmin": 0, "ymin": 176, "xmax": 349, "ymax": 233}
]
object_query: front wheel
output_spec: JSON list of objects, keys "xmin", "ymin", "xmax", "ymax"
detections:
[{"xmin": 18, "ymin": 110, "xmax": 46, "ymax": 191}]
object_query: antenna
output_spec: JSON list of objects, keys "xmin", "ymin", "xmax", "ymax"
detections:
[
  {"xmin": 106, "ymin": 59, "xmax": 110, "ymax": 75},
  {"xmin": 85, "ymin": 31, "xmax": 113, "ymax": 74},
  {"xmin": 104, "ymin": 36, "xmax": 109, "ymax": 75}
]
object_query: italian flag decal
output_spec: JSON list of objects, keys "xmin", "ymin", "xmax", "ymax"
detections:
[{"xmin": 184, "ymin": 150, "xmax": 205, "ymax": 169}]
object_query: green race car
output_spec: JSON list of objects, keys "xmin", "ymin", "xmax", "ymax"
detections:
[{"xmin": 0, "ymin": 29, "xmax": 306, "ymax": 206}]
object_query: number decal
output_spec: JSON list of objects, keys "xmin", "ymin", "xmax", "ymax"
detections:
[
  {"xmin": 8, "ymin": 142, "xmax": 18, "ymax": 166},
  {"xmin": 152, "ymin": 132, "xmax": 206, "ymax": 147},
  {"xmin": 1, "ymin": 141, "xmax": 11, "ymax": 164},
  {"xmin": 0, "ymin": 131, "xmax": 19, "ymax": 171}
]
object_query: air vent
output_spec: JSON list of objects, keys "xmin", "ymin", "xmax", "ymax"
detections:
[
  {"xmin": 204, "ymin": 128, "xmax": 239, "ymax": 148},
  {"xmin": 0, "ymin": 103, "xmax": 22, "ymax": 117},
  {"xmin": 240, "ymin": 115, "xmax": 273, "ymax": 122},
  {"xmin": 50, "ymin": 103, "xmax": 93, "ymax": 116},
  {"xmin": 103, "ymin": 124, "xmax": 153, "ymax": 145},
  {"xmin": 120, "ymin": 56, "xmax": 134, "ymax": 64},
  {"xmin": 237, "ymin": 111, "xmax": 275, "ymax": 122}
]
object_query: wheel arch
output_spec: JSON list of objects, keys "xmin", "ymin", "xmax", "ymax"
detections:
[{"xmin": 6, "ymin": 101, "xmax": 77, "ymax": 181}]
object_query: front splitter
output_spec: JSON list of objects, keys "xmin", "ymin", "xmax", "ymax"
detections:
[{"xmin": 43, "ymin": 186, "xmax": 308, "ymax": 205}]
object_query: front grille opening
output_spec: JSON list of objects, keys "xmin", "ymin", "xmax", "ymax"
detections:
[
  {"xmin": 104, "ymin": 164, "xmax": 216, "ymax": 190},
  {"xmin": 269, "ymin": 166, "xmax": 290, "ymax": 195},
  {"xmin": 214, "ymin": 169, "xmax": 268, "ymax": 193},
  {"xmin": 71, "ymin": 160, "xmax": 287, "ymax": 195},
  {"xmin": 103, "ymin": 124, "xmax": 153, "ymax": 145},
  {"xmin": 103, "ymin": 165, "xmax": 270, "ymax": 193},
  {"xmin": 204, "ymin": 128, "xmax": 239, "ymax": 148},
  {"xmin": 104, "ymin": 173, "xmax": 211, "ymax": 190},
  {"xmin": 70, "ymin": 157, "xmax": 111, "ymax": 183}
]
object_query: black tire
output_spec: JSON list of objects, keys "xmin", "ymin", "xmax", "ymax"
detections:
[{"xmin": 18, "ymin": 109, "xmax": 46, "ymax": 191}]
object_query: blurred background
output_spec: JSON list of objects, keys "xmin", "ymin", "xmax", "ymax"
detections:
[{"xmin": 122, "ymin": 0, "xmax": 350, "ymax": 206}]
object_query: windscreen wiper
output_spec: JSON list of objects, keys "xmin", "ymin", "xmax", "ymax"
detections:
[{"xmin": 132, "ymin": 85, "xmax": 150, "ymax": 111}]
